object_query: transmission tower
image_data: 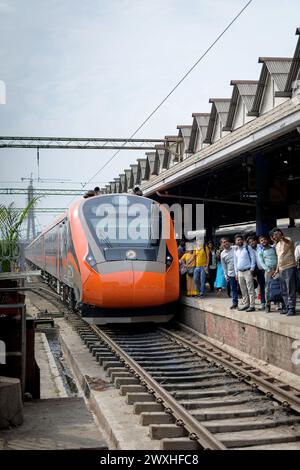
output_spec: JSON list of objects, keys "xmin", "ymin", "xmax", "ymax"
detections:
[{"xmin": 26, "ymin": 174, "xmax": 36, "ymax": 240}]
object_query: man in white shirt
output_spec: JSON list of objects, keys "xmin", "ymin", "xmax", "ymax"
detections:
[
  {"xmin": 234, "ymin": 234, "xmax": 256, "ymax": 312},
  {"xmin": 247, "ymin": 235, "xmax": 266, "ymax": 310}
]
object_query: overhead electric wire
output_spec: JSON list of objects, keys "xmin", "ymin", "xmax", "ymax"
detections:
[{"xmin": 80, "ymin": 0, "xmax": 253, "ymax": 190}]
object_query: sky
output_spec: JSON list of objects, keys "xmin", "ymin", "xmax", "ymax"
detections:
[{"xmin": 0, "ymin": 0, "xmax": 299, "ymax": 233}]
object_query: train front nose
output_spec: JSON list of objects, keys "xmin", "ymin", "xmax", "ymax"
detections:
[
  {"xmin": 100, "ymin": 261, "xmax": 167, "ymax": 308},
  {"xmin": 83, "ymin": 261, "xmax": 169, "ymax": 308},
  {"xmin": 132, "ymin": 269, "xmax": 166, "ymax": 306}
]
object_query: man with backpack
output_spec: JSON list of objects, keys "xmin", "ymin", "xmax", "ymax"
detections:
[
  {"xmin": 270, "ymin": 228, "xmax": 297, "ymax": 316},
  {"xmin": 234, "ymin": 234, "xmax": 256, "ymax": 312}
]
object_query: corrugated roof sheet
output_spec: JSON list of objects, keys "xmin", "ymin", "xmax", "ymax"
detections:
[
  {"xmin": 114, "ymin": 177, "xmax": 121, "ymax": 192},
  {"xmin": 146, "ymin": 152, "xmax": 159, "ymax": 175},
  {"xmin": 225, "ymin": 81, "xmax": 258, "ymax": 130},
  {"xmin": 130, "ymin": 164, "xmax": 139, "ymax": 185},
  {"xmin": 249, "ymin": 58, "xmax": 292, "ymax": 116},
  {"xmin": 119, "ymin": 173, "xmax": 126, "ymax": 192},
  {"xmin": 195, "ymin": 114, "xmax": 210, "ymax": 128},
  {"xmin": 236, "ymin": 82, "xmax": 258, "ymax": 110},
  {"xmin": 280, "ymin": 29, "xmax": 300, "ymax": 96},
  {"xmin": 156, "ymin": 147, "xmax": 168, "ymax": 171},
  {"xmin": 137, "ymin": 158, "xmax": 147, "ymax": 180},
  {"xmin": 109, "ymin": 181, "xmax": 116, "ymax": 193},
  {"xmin": 124, "ymin": 169, "xmax": 133, "ymax": 189},
  {"xmin": 214, "ymin": 100, "xmax": 231, "ymax": 115},
  {"xmin": 260, "ymin": 58, "xmax": 292, "ymax": 91},
  {"xmin": 177, "ymin": 125, "xmax": 192, "ymax": 151},
  {"xmin": 187, "ymin": 114, "xmax": 210, "ymax": 152},
  {"xmin": 107, "ymin": 29, "xmax": 300, "ymax": 192}
]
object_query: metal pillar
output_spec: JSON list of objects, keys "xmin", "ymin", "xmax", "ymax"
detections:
[
  {"xmin": 255, "ymin": 153, "xmax": 276, "ymax": 236},
  {"xmin": 204, "ymin": 204, "xmax": 214, "ymax": 241},
  {"xmin": 26, "ymin": 177, "xmax": 36, "ymax": 240}
]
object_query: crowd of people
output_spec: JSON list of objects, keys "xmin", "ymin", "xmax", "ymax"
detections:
[{"xmin": 179, "ymin": 228, "xmax": 300, "ymax": 316}]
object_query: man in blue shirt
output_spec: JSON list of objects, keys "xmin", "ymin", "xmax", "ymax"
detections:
[
  {"xmin": 234, "ymin": 234, "xmax": 256, "ymax": 312},
  {"xmin": 258, "ymin": 235, "xmax": 278, "ymax": 312}
]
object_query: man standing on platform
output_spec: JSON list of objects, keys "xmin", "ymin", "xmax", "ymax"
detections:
[
  {"xmin": 271, "ymin": 228, "xmax": 297, "ymax": 316},
  {"xmin": 247, "ymin": 235, "xmax": 266, "ymax": 310},
  {"xmin": 193, "ymin": 240, "xmax": 209, "ymax": 297},
  {"xmin": 258, "ymin": 235, "xmax": 278, "ymax": 312},
  {"xmin": 234, "ymin": 234, "xmax": 256, "ymax": 312},
  {"xmin": 221, "ymin": 237, "xmax": 238, "ymax": 309}
]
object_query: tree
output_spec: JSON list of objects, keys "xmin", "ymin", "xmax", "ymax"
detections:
[{"xmin": 0, "ymin": 198, "xmax": 40, "ymax": 272}]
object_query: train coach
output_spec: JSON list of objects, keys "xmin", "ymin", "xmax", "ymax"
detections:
[{"xmin": 25, "ymin": 194, "xmax": 179, "ymax": 324}]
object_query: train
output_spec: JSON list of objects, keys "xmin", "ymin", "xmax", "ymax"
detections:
[{"xmin": 25, "ymin": 194, "xmax": 179, "ymax": 324}]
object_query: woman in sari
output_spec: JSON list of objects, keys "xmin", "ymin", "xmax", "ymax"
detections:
[
  {"xmin": 180, "ymin": 244, "xmax": 199, "ymax": 296},
  {"xmin": 215, "ymin": 247, "xmax": 227, "ymax": 296}
]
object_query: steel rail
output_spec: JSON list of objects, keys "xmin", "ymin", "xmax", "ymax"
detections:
[
  {"xmin": 91, "ymin": 324, "xmax": 226, "ymax": 450},
  {"xmin": 160, "ymin": 327, "xmax": 300, "ymax": 414},
  {"xmin": 0, "ymin": 285, "xmax": 66, "ymax": 303}
]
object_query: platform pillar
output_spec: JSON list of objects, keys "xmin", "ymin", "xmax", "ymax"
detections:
[{"xmin": 255, "ymin": 153, "xmax": 276, "ymax": 236}]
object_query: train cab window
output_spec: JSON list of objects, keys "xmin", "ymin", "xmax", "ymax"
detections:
[{"xmin": 82, "ymin": 195, "xmax": 161, "ymax": 248}]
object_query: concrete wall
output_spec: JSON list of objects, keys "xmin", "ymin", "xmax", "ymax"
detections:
[{"xmin": 180, "ymin": 298, "xmax": 300, "ymax": 376}]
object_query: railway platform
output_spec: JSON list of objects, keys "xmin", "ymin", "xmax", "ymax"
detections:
[
  {"xmin": 0, "ymin": 397, "xmax": 107, "ymax": 450},
  {"xmin": 0, "ymin": 291, "xmax": 108, "ymax": 451},
  {"xmin": 180, "ymin": 294, "xmax": 300, "ymax": 382}
]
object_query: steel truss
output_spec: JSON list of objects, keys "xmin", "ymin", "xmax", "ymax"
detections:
[
  {"xmin": 0, "ymin": 188, "xmax": 84, "ymax": 196},
  {"xmin": 0, "ymin": 136, "xmax": 180, "ymax": 150}
]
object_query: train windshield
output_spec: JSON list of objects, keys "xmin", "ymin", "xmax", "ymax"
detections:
[{"xmin": 82, "ymin": 195, "xmax": 161, "ymax": 248}]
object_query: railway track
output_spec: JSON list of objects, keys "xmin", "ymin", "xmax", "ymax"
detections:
[
  {"xmin": 67, "ymin": 315, "xmax": 300, "ymax": 451},
  {"xmin": 25, "ymin": 278, "xmax": 70, "ymax": 316},
  {"xmin": 25, "ymin": 283, "xmax": 300, "ymax": 450}
]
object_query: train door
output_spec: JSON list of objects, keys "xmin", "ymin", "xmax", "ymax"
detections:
[
  {"xmin": 41, "ymin": 234, "xmax": 45, "ymax": 271},
  {"xmin": 56, "ymin": 224, "xmax": 60, "ymax": 279},
  {"xmin": 58, "ymin": 219, "xmax": 68, "ymax": 281}
]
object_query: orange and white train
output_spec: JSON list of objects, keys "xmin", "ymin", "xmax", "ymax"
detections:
[{"xmin": 25, "ymin": 194, "xmax": 179, "ymax": 324}]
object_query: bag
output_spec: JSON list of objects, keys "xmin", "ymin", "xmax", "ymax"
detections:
[
  {"xmin": 267, "ymin": 277, "xmax": 282, "ymax": 303},
  {"xmin": 253, "ymin": 278, "xmax": 258, "ymax": 289},
  {"xmin": 180, "ymin": 264, "xmax": 187, "ymax": 275},
  {"xmin": 187, "ymin": 268, "xmax": 195, "ymax": 277}
]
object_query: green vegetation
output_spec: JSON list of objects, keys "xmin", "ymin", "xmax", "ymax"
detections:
[{"xmin": 0, "ymin": 199, "xmax": 39, "ymax": 272}]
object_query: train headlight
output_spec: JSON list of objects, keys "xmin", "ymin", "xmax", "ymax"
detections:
[
  {"xmin": 166, "ymin": 247, "xmax": 173, "ymax": 268},
  {"xmin": 85, "ymin": 248, "xmax": 97, "ymax": 268},
  {"xmin": 126, "ymin": 250, "xmax": 137, "ymax": 260}
]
